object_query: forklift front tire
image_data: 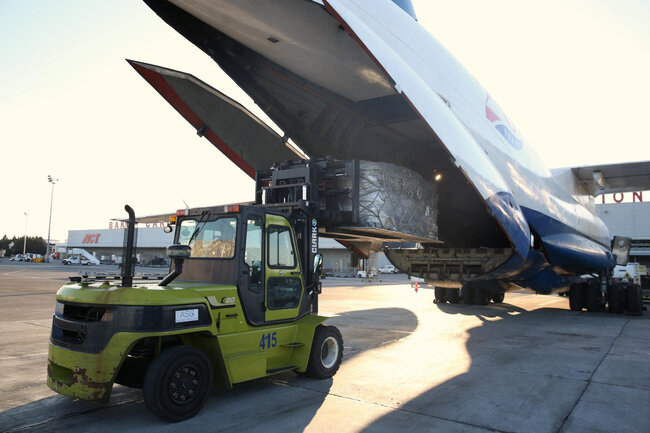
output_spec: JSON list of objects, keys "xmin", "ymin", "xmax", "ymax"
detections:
[
  {"xmin": 305, "ymin": 325, "xmax": 343, "ymax": 379},
  {"xmin": 143, "ymin": 345, "xmax": 213, "ymax": 422}
]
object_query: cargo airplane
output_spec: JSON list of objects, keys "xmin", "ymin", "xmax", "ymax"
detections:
[{"xmin": 130, "ymin": 0, "xmax": 650, "ymax": 313}]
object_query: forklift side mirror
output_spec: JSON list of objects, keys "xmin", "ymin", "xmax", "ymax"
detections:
[
  {"xmin": 313, "ymin": 253, "xmax": 323, "ymax": 277},
  {"xmin": 166, "ymin": 244, "xmax": 191, "ymax": 259},
  {"xmin": 160, "ymin": 244, "xmax": 191, "ymax": 287},
  {"xmin": 163, "ymin": 225, "xmax": 173, "ymax": 234}
]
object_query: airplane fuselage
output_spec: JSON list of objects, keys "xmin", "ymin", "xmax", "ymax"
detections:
[{"xmin": 141, "ymin": 0, "xmax": 618, "ymax": 294}]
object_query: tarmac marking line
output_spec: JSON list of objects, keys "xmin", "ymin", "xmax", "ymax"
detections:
[
  {"xmin": 2, "ymin": 275, "xmax": 58, "ymax": 280},
  {"xmin": 25, "ymin": 321, "xmax": 50, "ymax": 329},
  {"xmin": 537, "ymin": 298, "xmax": 565, "ymax": 307},
  {"xmin": 0, "ymin": 292, "xmax": 57, "ymax": 298},
  {"xmin": 590, "ymin": 379, "xmax": 650, "ymax": 393},
  {"xmin": 2, "ymin": 270, "xmax": 27, "ymax": 276},
  {"xmin": 348, "ymin": 326, "xmax": 414, "ymax": 335}
]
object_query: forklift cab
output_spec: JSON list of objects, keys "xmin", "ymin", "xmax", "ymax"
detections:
[{"xmin": 173, "ymin": 205, "xmax": 317, "ymax": 326}]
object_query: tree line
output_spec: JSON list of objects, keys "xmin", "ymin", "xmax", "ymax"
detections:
[{"xmin": 0, "ymin": 235, "xmax": 46, "ymax": 256}]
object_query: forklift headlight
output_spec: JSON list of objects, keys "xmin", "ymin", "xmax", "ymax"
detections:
[{"xmin": 55, "ymin": 301, "xmax": 64, "ymax": 316}]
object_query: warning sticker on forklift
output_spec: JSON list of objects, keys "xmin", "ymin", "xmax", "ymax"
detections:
[{"xmin": 175, "ymin": 309, "xmax": 199, "ymax": 323}]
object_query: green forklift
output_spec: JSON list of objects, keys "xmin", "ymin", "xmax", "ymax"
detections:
[{"xmin": 47, "ymin": 162, "xmax": 344, "ymax": 421}]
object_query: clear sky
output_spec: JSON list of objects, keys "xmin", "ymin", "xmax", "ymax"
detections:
[{"xmin": 1, "ymin": 0, "xmax": 649, "ymax": 242}]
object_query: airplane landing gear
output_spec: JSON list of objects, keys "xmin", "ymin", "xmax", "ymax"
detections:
[
  {"xmin": 569, "ymin": 279, "xmax": 642, "ymax": 315},
  {"xmin": 461, "ymin": 284, "xmax": 474, "ymax": 305},
  {"xmin": 434, "ymin": 283, "xmax": 504, "ymax": 306},
  {"xmin": 586, "ymin": 279, "xmax": 603, "ymax": 312},
  {"xmin": 446, "ymin": 287, "xmax": 461, "ymax": 304},
  {"xmin": 474, "ymin": 287, "xmax": 491, "ymax": 305},
  {"xmin": 491, "ymin": 292, "xmax": 505, "ymax": 303},
  {"xmin": 569, "ymin": 283, "xmax": 585, "ymax": 311},
  {"xmin": 608, "ymin": 283, "xmax": 623, "ymax": 314},
  {"xmin": 433, "ymin": 287, "xmax": 447, "ymax": 304},
  {"xmin": 626, "ymin": 284, "xmax": 643, "ymax": 315},
  {"xmin": 434, "ymin": 287, "xmax": 463, "ymax": 304}
]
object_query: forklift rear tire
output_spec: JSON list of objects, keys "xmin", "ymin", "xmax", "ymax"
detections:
[
  {"xmin": 304, "ymin": 325, "xmax": 343, "ymax": 379},
  {"xmin": 143, "ymin": 345, "xmax": 213, "ymax": 422}
]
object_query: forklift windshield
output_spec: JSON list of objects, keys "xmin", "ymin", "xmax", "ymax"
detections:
[{"xmin": 177, "ymin": 216, "xmax": 237, "ymax": 258}]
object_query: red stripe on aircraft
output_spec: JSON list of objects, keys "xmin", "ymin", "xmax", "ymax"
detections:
[
  {"xmin": 485, "ymin": 104, "xmax": 501, "ymax": 123},
  {"xmin": 204, "ymin": 130, "xmax": 256, "ymax": 178},
  {"xmin": 128, "ymin": 61, "xmax": 256, "ymax": 179}
]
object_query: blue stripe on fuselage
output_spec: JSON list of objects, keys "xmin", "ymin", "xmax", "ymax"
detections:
[{"xmin": 474, "ymin": 206, "xmax": 613, "ymax": 294}]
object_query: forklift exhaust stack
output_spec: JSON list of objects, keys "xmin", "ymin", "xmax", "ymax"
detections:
[{"xmin": 121, "ymin": 205, "xmax": 136, "ymax": 287}]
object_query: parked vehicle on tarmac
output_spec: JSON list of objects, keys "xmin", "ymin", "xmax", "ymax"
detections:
[
  {"xmin": 9, "ymin": 254, "xmax": 30, "ymax": 262},
  {"xmin": 62, "ymin": 256, "xmax": 91, "ymax": 265},
  {"xmin": 379, "ymin": 265, "xmax": 396, "ymax": 274}
]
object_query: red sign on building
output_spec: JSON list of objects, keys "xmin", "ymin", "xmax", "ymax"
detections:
[{"xmin": 82, "ymin": 234, "xmax": 101, "ymax": 244}]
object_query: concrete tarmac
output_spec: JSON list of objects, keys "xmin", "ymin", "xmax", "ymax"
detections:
[{"xmin": 1, "ymin": 262, "xmax": 649, "ymax": 433}]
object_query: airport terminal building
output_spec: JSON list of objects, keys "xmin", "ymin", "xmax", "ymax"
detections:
[
  {"xmin": 61, "ymin": 224, "xmax": 365, "ymax": 272},
  {"xmin": 596, "ymin": 192, "xmax": 650, "ymax": 266},
  {"xmin": 64, "ymin": 226, "xmax": 174, "ymax": 266}
]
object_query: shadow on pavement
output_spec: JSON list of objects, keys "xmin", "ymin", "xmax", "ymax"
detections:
[
  {"xmin": 0, "ymin": 307, "xmax": 418, "ymax": 433},
  {"xmin": 360, "ymin": 302, "xmax": 645, "ymax": 433}
]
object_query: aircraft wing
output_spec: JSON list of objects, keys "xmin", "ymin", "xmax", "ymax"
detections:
[
  {"xmin": 571, "ymin": 161, "xmax": 650, "ymax": 195},
  {"xmin": 128, "ymin": 60, "xmax": 305, "ymax": 178}
]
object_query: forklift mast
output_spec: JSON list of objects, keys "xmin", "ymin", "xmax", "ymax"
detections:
[{"xmin": 255, "ymin": 158, "xmax": 359, "ymax": 300}]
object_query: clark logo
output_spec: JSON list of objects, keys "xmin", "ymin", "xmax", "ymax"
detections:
[
  {"xmin": 311, "ymin": 219, "xmax": 318, "ymax": 254},
  {"xmin": 485, "ymin": 95, "xmax": 523, "ymax": 150}
]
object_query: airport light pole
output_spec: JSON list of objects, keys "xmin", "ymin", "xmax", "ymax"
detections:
[
  {"xmin": 46, "ymin": 175, "xmax": 59, "ymax": 263},
  {"xmin": 23, "ymin": 212, "xmax": 28, "ymax": 255}
]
